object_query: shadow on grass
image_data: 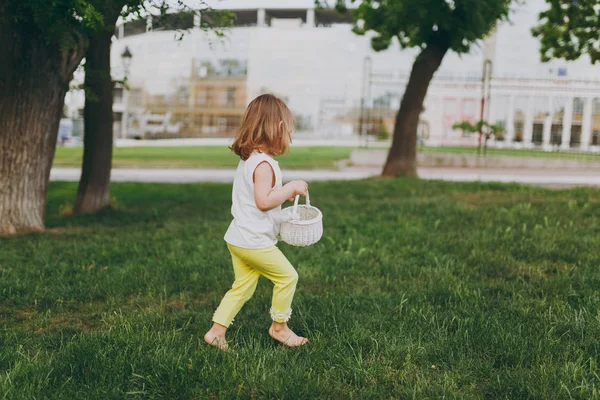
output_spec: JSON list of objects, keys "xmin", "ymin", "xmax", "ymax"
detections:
[
  {"xmin": 44, "ymin": 179, "xmax": 600, "ymax": 233},
  {"xmin": 44, "ymin": 182, "xmax": 233, "ymax": 231}
]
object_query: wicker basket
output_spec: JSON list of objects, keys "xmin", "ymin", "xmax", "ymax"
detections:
[{"xmin": 280, "ymin": 191, "xmax": 323, "ymax": 247}]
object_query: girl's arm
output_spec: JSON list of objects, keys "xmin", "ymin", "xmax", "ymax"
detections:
[{"xmin": 253, "ymin": 162, "xmax": 307, "ymax": 212}]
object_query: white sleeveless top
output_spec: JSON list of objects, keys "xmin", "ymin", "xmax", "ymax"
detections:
[{"xmin": 224, "ymin": 152, "xmax": 283, "ymax": 249}]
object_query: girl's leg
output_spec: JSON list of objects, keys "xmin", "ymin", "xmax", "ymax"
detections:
[
  {"xmin": 240, "ymin": 246, "xmax": 307, "ymax": 347},
  {"xmin": 205, "ymin": 246, "xmax": 260, "ymax": 350}
]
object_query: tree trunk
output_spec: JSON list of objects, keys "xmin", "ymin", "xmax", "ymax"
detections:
[
  {"xmin": 74, "ymin": 1, "xmax": 122, "ymax": 214},
  {"xmin": 74, "ymin": 30, "xmax": 116, "ymax": 214},
  {"xmin": 382, "ymin": 43, "xmax": 449, "ymax": 177},
  {"xmin": 0, "ymin": 21, "xmax": 85, "ymax": 235}
]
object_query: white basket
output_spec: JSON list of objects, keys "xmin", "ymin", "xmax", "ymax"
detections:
[{"xmin": 280, "ymin": 191, "xmax": 323, "ymax": 247}]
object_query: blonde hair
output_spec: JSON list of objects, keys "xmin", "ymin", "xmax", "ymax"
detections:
[{"xmin": 231, "ymin": 94, "xmax": 295, "ymax": 160}]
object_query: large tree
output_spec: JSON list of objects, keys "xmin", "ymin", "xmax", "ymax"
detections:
[
  {"xmin": 74, "ymin": 0, "xmax": 124, "ymax": 214},
  {"xmin": 75, "ymin": 1, "xmax": 231, "ymax": 214},
  {"xmin": 532, "ymin": 0, "xmax": 600, "ymax": 64},
  {"xmin": 0, "ymin": 1, "xmax": 100, "ymax": 234},
  {"xmin": 336, "ymin": 0, "xmax": 513, "ymax": 176}
]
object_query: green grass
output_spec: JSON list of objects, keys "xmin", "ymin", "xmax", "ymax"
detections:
[
  {"xmin": 53, "ymin": 146, "xmax": 353, "ymax": 169},
  {"xmin": 421, "ymin": 145, "xmax": 600, "ymax": 161},
  {"xmin": 2, "ymin": 180, "xmax": 600, "ymax": 398},
  {"xmin": 53, "ymin": 144, "xmax": 600, "ymax": 171}
]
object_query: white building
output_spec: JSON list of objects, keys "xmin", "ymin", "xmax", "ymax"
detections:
[{"xmin": 65, "ymin": 0, "xmax": 600, "ymax": 149}]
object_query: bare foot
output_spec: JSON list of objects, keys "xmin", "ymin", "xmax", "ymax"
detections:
[
  {"xmin": 204, "ymin": 323, "xmax": 229, "ymax": 351},
  {"xmin": 268, "ymin": 322, "xmax": 308, "ymax": 347}
]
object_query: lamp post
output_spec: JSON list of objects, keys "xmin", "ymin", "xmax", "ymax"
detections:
[
  {"xmin": 121, "ymin": 46, "xmax": 133, "ymax": 139},
  {"xmin": 359, "ymin": 56, "xmax": 372, "ymax": 148},
  {"xmin": 479, "ymin": 59, "xmax": 492, "ymax": 154}
]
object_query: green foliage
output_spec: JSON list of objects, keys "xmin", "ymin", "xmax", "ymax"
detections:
[
  {"xmin": 333, "ymin": 0, "xmax": 513, "ymax": 53},
  {"xmin": 2, "ymin": 0, "xmax": 232, "ymax": 52},
  {"xmin": 452, "ymin": 120, "xmax": 479, "ymax": 133},
  {"xmin": 532, "ymin": 0, "xmax": 600, "ymax": 63},
  {"xmin": 377, "ymin": 121, "xmax": 390, "ymax": 140},
  {"xmin": 453, "ymin": 120, "xmax": 505, "ymax": 138},
  {"xmin": 119, "ymin": 1, "xmax": 234, "ymax": 40},
  {"xmin": 2, "ymin": 0, "xmax": 102, "ymax": 48},
  {"xmin": 2, "ymin": 180, "xmax": 600, "ymax": 397},
  {"xmin": 487, "ymin": 122, "xmax": 505, "ymax": 139},
  {"xmin": 2, "ymin": 0, "xmax": 232, "ymax": 50},
  {"xmin": 80, "ymin": 0, "xmax": 233, "ymax": 98}
]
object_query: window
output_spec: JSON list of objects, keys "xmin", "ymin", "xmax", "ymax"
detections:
[
  {"xmin": 589, "ymin": 98, "xmax": 600, "ymax": 146},
  {"xmin": 512, "ymin": 97, "xmax": 528, "ymax": 143},
  {"xmin": 514, "ymin": 121, "xmax": 524, "ymax": 142},
  {"xmin": 217, "ymin": 90, "xmax": 227, "ymax": 106},
  {"xmin": 593, "ymin": 98, "xmax": 600, "ymax": 115},
  {"xmin": 549, "ymin": 96, "xmax": 567, "ymax": 146},
  {"xmin": 530, "ymin": 96, "xmax": 550, "ymax": 146},
  {"xmin": 226, "ymin": 88, "xmax": 236, "ymax": 105},
  {"xmin": 493, "ymin": 95, "xmax": 510, "ymax": 137},
  {"xmin": 570, "ymin": 98, "xmax": 584, "ymax": 147},
  {"xmin": 550, "ymin": 123, "xmax": 562, "ymax": 145},
  {"xmin": 196, "ymin": 88, "xmax": 209, "ymax": 105},
  {"xmin": 532, "ymin": 123, "xmax": 544, "ymax": 145},
  {"xmin": 570, "ymin": 125, "xmax": 582, "ymax": 147},
  {"xmin": 592, "ymin": 99, "xmax": 600, "ymax": 138},
  {"xmin": 218, "ymin": 117, "xmax": 227, "ymax": 132},
  {"xmin": 592, "ymin": 131, "xmax": 600, "ymax": 146},
  {"xmin": 192, "ymin": 115, "xmax": 203, "ymax": 128}
]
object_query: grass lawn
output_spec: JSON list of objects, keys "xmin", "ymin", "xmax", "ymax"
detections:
[
  {"xmin": 2, "ymin": 179, "xmax": 600, "ymax": 398},
  {"xmin": 53, "ymin": 146, "xmax": 353, "ymax": 170},
  {"xmin": 420, "ymin": 145, "xmax": 600, "ymax": 161},
  {"xmin": 53, "ymin": 144, "xmax": 600, "ymax": 171}
]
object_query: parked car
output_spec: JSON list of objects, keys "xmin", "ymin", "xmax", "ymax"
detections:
[
  {"xmin": 58, "ymin": 118, "xmax": 72, "ymax": 145},
  {"xmin": 58, "ymin": 119, "xmax": 83, "ymax": 146}
]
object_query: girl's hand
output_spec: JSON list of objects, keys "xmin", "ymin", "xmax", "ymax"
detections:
[{"xmin": 289, "ymin": 180, "xmax": 308, "ymax": 197}]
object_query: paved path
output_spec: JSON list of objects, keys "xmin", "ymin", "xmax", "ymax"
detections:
[
  {"xmin": 419, "ymin": 168, "xmax": 600, "ymax": 188},
  {"xmin": 50, "ymin": 167, "xmax": 600, "ymax": 188}
]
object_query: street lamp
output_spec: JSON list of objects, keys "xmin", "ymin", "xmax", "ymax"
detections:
[
  {"xmin": 120, "ymin": 46, "xmax": 133, "ymax": 139},
  {"xmin": 121, "ymin": 46, "xmax": 133, "ymax": 75},
  {"xmin": 479, "ymin": 58, "xmax": 493, "ymax": 154},
  {"xmin": 359, "ymin": 56, "xmax": 372, "ymax": 148}
]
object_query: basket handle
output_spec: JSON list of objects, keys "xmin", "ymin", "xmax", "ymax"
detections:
[{"xmin": 292, "ymin": 190, "xmax": 310, "ymax": 215}]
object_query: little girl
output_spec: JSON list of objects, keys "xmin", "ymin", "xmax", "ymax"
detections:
[{"xmin": 204, "ymin": 94, "xmax": 309, "ymax": 350}]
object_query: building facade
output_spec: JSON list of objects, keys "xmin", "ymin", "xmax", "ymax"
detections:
[{"xmin": 64, "ymin": 0, "xmax": 600, "ymax": 148}]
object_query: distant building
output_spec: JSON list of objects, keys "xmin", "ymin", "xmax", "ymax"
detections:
[
  {"xmin": 64, "ymin": 0, "xmax": 600, "ymax": 149},
  {"xmin": 125, "ymin": 59, "xmax": 248, "ymax": 138},
  {"xmin": 185, "ymin": 59, "xmax": 247, "ymax": 136}
]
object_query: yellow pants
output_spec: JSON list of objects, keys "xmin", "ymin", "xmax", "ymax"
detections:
[{"xmin": 212, "ymin": 243, "xmax": 298, "ymax": 327}]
